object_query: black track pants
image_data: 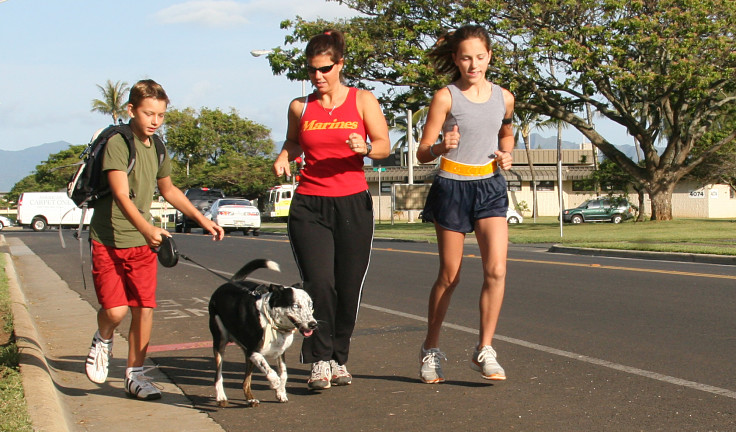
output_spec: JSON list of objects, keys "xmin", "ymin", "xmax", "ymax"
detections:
[{"xmin": 287, "ymin": 191, "xmax": 374, "ymax": 365}]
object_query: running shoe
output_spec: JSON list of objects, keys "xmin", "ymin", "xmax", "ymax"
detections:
[
  {"xmin": 85, "ymin": 331, "xmax": 112, "ymax": 384},
  {"xmin": 419, "ymin": 346, "xmax": 447, "ymax": 384},
  {"xmin": 308, "ymin": 360, "xmax": 331, "ymax": 390},
  {"xmin": 471, "ymin": 345, "xmax": 506, "ymax": 380}
]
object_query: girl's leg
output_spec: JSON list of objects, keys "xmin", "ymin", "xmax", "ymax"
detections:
[
  {"xmin": 423, "ymin": 224, "xmax": 466, "ymax": 349},
  {"xmin": 473, "ymin": 216, "xmax": 508, "ymax": 347}
]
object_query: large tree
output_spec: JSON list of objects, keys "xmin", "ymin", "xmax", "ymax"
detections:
[
  {"xmin": 267, "ymin": 0, "xmax": 736, "ymax": 220},
  {"xmin": 91, "ymin": 80, "xmax": 130, "ymax": 124},
  {"xmin": 162, "ymin": 107, "xmax": 279, "ymax": 197}
]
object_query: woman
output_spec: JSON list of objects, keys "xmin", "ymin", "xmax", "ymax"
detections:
[
  {"xmin": 272, "ymin": 29, "xmax": 390, "ymax": 390},
  {"xmin": 416, "ymin": 25, "xmax": 515, "ymax": 383}
]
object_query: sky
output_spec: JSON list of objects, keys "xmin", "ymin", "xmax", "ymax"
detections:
[{"xmin": 0, "ymin": 0, "xmax": 630, "ymax": 153}]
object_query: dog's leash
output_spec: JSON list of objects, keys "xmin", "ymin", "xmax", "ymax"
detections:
[
  {"xmin": 157, "ymin": 235, "xmax": 231, "ymax": 283},
  {"xmin": 157, "ymin": 236, "xmax": 270, "ymax": 297}
]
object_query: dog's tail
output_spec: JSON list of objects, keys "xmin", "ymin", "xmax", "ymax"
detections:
[{"xmin": 229, "ymin": 259, "xmax": 280, "ymax": 282}]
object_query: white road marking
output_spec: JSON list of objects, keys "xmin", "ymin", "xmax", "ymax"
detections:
[{"xmin": 362, "ymin": 303, "xmax": 736, "ymax": 400}]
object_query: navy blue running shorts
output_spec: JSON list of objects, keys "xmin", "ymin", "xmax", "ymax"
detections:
[{"xmin": 421, "ymin": 174, "xmax": 508, "ymax": 233}]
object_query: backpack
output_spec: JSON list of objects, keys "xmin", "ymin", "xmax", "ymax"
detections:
[{"xmin": 67, "ymin": 123, "xmax": 166, "ymax": 208}]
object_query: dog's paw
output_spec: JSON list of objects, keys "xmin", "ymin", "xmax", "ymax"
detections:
[
  {"xmin": 217, "ymin": 399, "xmax": 228, "ymax": 408},
  {"xmin": 266, "ymin": 372, "xmax": 281, "ymax": 389},
  {"xmin": 276, "ymin": 390, "xmax": 288, "ymax": 403},
  {"xmin": 246, "ymin": 398, "xmax": 260, "ymax": 407}
]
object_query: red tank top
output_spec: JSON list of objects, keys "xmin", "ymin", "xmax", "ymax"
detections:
[{"xmin": 297, "ymin": 87, "xmax": 368, "ymax": 197}]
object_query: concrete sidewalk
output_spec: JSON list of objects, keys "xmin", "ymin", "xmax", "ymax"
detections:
[{"xmin": 3, "ymin": 235, "xmax": 223, "ymax": 432}]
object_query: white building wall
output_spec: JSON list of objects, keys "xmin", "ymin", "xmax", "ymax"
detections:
[{"xmin": 369, "ymin": 179, "xmax": 735, "ymax": 221}]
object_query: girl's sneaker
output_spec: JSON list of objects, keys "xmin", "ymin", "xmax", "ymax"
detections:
[
  {"xmin": 419, "ymin": 346, "xmax": 447, "ymax": 383},
  {"xmin": 470, "ymin": 345, "xmax": 506, "ymax": 380}
]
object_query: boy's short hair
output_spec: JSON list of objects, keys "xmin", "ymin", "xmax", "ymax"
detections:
[{"xmin": 128, "ymin": 79, "xmax": 170, "ymax": 107}]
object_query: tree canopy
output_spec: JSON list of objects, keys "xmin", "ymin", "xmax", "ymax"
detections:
[
  {"xmin": 162, "ymin": 107, "xmax": 279, "ymax": 197},
  {"xmin": 267, "ymin": 0, "xmax": 736, "ymax": 220}
]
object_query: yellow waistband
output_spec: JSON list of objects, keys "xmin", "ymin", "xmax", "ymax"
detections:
[{"xmin": 439, "ymin": 157, "xmax": 498, "ymax": 176}]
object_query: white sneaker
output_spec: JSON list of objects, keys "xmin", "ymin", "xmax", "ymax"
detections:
[
  {"xmin": 419, "ymin": 346, "xmax": 447, "ymax": 383},
  {"xmin": 471, "ymin": 346, "xmax": 506, "ymax": 380},
  {"xmin": 85, "ymin": 331, "xmax": 112, "ymax": 384},
  {"xmin": 125, "ymin": 367, "xmax": 162, "ymax": 400},
  {"xmin": 308, "ymin": 360, "xmax": 331, "ymax": 390},
  {"xmin": 329, "ymin": 360, "xmax": 352, "ymax": 385}
]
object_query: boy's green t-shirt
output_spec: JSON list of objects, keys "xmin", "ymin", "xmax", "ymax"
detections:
[{"xmin": 90, "ymin": 132, "xmax": 171, "ymax": 248}]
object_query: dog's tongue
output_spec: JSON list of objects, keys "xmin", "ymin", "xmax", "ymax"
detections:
[{"xmin": 301, "ymin": 329, "xmax": 314, "ymax": 337}]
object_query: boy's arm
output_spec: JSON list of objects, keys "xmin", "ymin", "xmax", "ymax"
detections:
[
  {"xmin": 107, "ymin": 170, "xmax": 169, "ymax": 248},
  {"xmin": 157, "ymin": 176, "xmax": 224, "ymax": 241}
]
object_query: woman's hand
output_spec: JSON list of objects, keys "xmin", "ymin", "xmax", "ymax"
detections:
[
  {"xmin": 346, "ymin": 132, "xmax": 370, "ymax": 155},
  {"xmin": 273, "ymin": 152, "xmax": 292, "ymax": 177}
]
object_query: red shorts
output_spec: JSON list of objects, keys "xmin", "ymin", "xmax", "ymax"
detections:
[{"xmin": 91, "ymin": 240, "xmax": 158, "ymax": 309}]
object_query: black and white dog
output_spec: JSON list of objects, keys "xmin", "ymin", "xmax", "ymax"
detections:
[{"xmin": 209, "ymin": 259, "xmax": 317, "ymax": 407}]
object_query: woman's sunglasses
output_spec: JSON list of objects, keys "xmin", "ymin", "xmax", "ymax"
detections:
[{"xmin": 307, "ymin": 63, "xmax": 336, "ymax": 75}]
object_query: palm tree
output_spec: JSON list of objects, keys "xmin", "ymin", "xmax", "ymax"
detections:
[
  {"xmin": 515, "ymin": 110, "xmax": 541, "ymax": 221},
  {"xmin": 91, "ymin": 80, "xmax": 130, "ymax": 124},
  {"xmin": 390, "ymin": 107, "xmax": 430, "ymax": 164}
]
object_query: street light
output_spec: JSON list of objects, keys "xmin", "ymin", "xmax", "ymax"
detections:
[
  {"xmin": 186, "ymin": 153, "xmax": 192, "ymax": 177},
  {"xmin": 251, "ymin": 49, "xmax": 307, "ymax": 97}
]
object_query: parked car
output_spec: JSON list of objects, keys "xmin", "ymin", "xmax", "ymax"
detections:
[
  {"xmin": 204, "ymin": 198, "xmax": 261, "ymax": 236},
  {"xmin": 419, "ymin": 208, "xmax": 524, "ymax": 224},
  {"xmin": 562, "ymin": 198, "xmax": 633, "ymax": 224},
  {"xmin": 175, "ymin": 187, "xmax": 225, "ymax": 233},
  {"xmin": 0, "ymin": 215, "xmax": 13, "ymax": 231},
  {"xmin": 506, "ymin": 208, "xmax": 523, "ymax": 224}
]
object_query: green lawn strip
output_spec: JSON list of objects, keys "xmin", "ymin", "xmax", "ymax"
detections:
[
  {"xmin": 0, "ymin": 254, "xmax": 34, "ymax": 432},
  {"xmin": 267, "ymin": 219, "xmax": 736, "ymax": 254}
]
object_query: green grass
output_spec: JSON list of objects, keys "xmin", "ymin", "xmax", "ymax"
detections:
[
  {"xmin": 0, "ymin": 254, "xmax": 34, "ymax": 432},
  {"xmin": 266, "ymin": 217, "xmax": 736, "ymax": 255}
]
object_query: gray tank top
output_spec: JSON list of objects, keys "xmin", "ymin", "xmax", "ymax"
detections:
[{"xmin": 439, "ymin": 82, "xmax": 506, "ymax": 181}]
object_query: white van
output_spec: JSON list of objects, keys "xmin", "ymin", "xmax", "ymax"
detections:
[{"xmin": 17, "ymin": 192, "xmax": 93, "ymax": 231}]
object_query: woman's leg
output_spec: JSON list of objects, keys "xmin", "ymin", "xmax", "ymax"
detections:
[{"xmin": 423, "ymin": 224, "xmax": 466, "ymax": 349}]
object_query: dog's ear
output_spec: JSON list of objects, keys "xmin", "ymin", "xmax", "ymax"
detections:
[{"xmin": 269, "ymin": 284, "xmax": 284, "ymax": 294}]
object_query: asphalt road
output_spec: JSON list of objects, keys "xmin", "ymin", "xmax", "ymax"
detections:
[{"xmin": 8, "ymin": 229, "xmax": 736, "ymax": 431}]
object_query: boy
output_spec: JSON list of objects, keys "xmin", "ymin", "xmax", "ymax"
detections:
[{"xmin": 84, "ymin": 79, "xmax": 224, "ymax": 400}]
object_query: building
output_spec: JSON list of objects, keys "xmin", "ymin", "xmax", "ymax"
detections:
[{"xmin": 364, "ymin": 148, "xmax": 736, "ymax": 220}]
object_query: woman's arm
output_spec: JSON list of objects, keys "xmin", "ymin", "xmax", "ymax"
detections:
[
  {"xmin": 356, "ymin": 89, "xmax": 390, "ymax": 160},
  {"xmin": 273, "ymin": 97, "xmax": 306, "ymax": 177}
]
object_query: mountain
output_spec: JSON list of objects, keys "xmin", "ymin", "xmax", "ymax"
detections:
[
  {"xmin": 0, "ymin": 141, "xmax": 73, "ymax": 191},
  {"xmin": 521, "ymin": 133, "xmax": 664, "ymax": 161}
]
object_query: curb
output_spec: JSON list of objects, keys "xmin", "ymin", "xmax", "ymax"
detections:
[
  {"xmin": 3, "ymin": 246, "xmax": 72, "ymax": 431},
  {"xmin": 548, "ymin": 244, "xmax": 736, "ymax": 266}
]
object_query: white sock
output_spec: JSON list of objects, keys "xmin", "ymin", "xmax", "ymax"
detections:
[
  {"xmin": 95, "ymin": 330, "xmax": 113, "ymax": 344},
  {"xmin": 126, "ymin": 367, "xmax": 144, "ymax": 378}
]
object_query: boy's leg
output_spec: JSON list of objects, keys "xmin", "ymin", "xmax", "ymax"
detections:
[
  {"xmin": 97, "ymin": 306, "xmax": 128, "ymax": 340},
  {"xmin": 128, "ymin": 307, "xmax": 154, "ymax": 367}
]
